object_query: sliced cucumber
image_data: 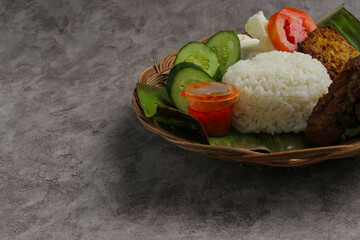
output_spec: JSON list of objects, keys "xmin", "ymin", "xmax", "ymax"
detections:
[
  {"xmin": 174, "ymin": 42, "xmax": 221, "ymax": 81},
  {"xmin": 166, "ymin": 62, "xmax": 215, "ymax": 112},
  {"xmin": 207, "ymin": 30, "xmax": 241, "ymax": 75}
]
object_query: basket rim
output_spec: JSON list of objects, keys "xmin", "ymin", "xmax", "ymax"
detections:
[{"xmin": 132, "ymin": 34, "xmax": 360, "ymax": 167}]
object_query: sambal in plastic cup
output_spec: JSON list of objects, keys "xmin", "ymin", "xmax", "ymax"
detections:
[{"xmin": 180, "ymin": 82, "xmax": 238, "ymax": 137}]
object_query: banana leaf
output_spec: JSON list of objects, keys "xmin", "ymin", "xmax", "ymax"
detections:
[
  {"xmin": 317, "ymin": 5, "xmax": 360, "ymax": 51},
  {"xmin": 209, "ymin": 129, "xmax": 309, "ymax": 153},
  {"xmin": 344, "ymin": 126, "xmax": 360, "ymax": 138},
  {"xmin": 136, "ymin": 83, "xmax": 208, "ymax": 144}
]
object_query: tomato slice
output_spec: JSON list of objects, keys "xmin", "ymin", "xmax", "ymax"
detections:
[{"xmin": 268, "ymin": 7, "xmax": 317, "ymax": 52}]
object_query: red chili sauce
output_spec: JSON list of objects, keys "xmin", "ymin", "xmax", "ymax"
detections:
[
  {"xmin": 188, "ymin": 105, "xmax": 234, "ymax": 137},
  {"xmin": 181, "ymin": 82, "xmax": 238, "ymax": 137}
]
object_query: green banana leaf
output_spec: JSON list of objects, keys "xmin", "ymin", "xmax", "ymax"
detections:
[
  {"xmin": 136, "ymin": 83, "xmax": 173, "ymax": 117},
  {"xmin": 344, "ymin": 126, "xmax": 360, "ymax": 138},
  {"xmin": 208, "ymin": 129, "xmax": 309, "ymax": 153},
  {"xmin": 317, "ymin": 5, "xmax": 360, "ymax": 51},
  {"xmin": 136, "ymin": 83, "xmax": 208, "ymax": 144}
]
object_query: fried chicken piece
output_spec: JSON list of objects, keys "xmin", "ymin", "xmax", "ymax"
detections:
[
  {"xmin": 306, "ymin": 55, "xmax": 360, "ymax": 146},
  {"xmin": 301, "ymin": 25, "xmax": 360, "ymax": 80}
]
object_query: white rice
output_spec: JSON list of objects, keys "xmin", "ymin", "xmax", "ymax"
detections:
[{"xmin": 222, "ymin": 51, "xmax": 331, "ymax": 134}]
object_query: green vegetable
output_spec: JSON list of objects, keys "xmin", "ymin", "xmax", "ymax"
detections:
[
  {"xmin": 166, "ymin": 62, "xmax": 215, "ymax": 112},
  {"xmin": 317, "ymin": 5, "xmax": 360, "ymax": 51},
  {"xmin": 136, "ymin": 83, "xmax": 209, "ymax": 144},
  {"xmin": 136, "ymin": 83, "xmax": 173, "ymax": 117},
  {"xmin": 207, "ymin": 30, "xmax": 241, "ymax": 75},
  {"xmin": 174, "ymin": 42, "xmax": 221, "ymax": 80}
]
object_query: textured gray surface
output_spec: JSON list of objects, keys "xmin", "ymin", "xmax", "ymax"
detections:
[{"xmin": 2, "ymin": 0, "xmax": 360, "ymax": 239}]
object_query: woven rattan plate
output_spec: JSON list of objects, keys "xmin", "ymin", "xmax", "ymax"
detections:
[{"xmin": 132, "ymin": 36, "xmax": 360, "ymax": 167}]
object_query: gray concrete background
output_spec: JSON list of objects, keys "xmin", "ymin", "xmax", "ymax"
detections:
[{"xmin": 1, "ymin": 0, "xmax": 360, "ymax": 239}]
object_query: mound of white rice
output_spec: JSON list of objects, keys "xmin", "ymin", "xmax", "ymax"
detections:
[{"xmin": 222, "ymin": 51, "xmax": 331, "ymax": 134}]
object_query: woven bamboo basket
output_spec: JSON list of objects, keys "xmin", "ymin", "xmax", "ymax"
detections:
[{"xmin": 132, "ymin": 35, "xmax": 360, "ymax": 167}]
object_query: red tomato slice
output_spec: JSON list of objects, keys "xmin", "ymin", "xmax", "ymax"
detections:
[{"xmin": 268, "ymin": 7, "xmax": 317, "ymax": 52}]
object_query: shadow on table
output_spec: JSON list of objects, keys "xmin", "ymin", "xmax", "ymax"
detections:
[{"xmin": 110, "ymin": 110, "xmax": 360, "ymax": 227}]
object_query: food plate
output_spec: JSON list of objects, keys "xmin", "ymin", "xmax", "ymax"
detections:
[
  {"xmin": 132, "ymin": 7, "xmax": 360, "ymax": 167},
  {"xmin": 132, "ymin": 36, "xmax": 360, "ymax": 168}
]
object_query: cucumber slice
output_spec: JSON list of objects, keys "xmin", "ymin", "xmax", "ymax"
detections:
[
  {"xmin": 174, "ymin": 42, "xmax": 221, "ymax": 81},
  {"xmin": 207, "ymin": 30, "xmax": 241, "ymax": 75},
  {"xmin": 166, "ymin": 62, "xmax": 215, "ymax": 112}
]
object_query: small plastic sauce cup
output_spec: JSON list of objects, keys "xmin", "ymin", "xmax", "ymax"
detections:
[{"xmin": 180, "ymin": 82, "xmax": 238, "ymax": 137}]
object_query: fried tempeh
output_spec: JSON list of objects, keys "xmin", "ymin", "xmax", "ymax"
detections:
[
  {"xmin": 306, "ymin": 55, "xmax": 360, "ymax": 146},
  {"xmin": 301, "ymin": 25, "xmax": 360, "ymax": 80}
]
